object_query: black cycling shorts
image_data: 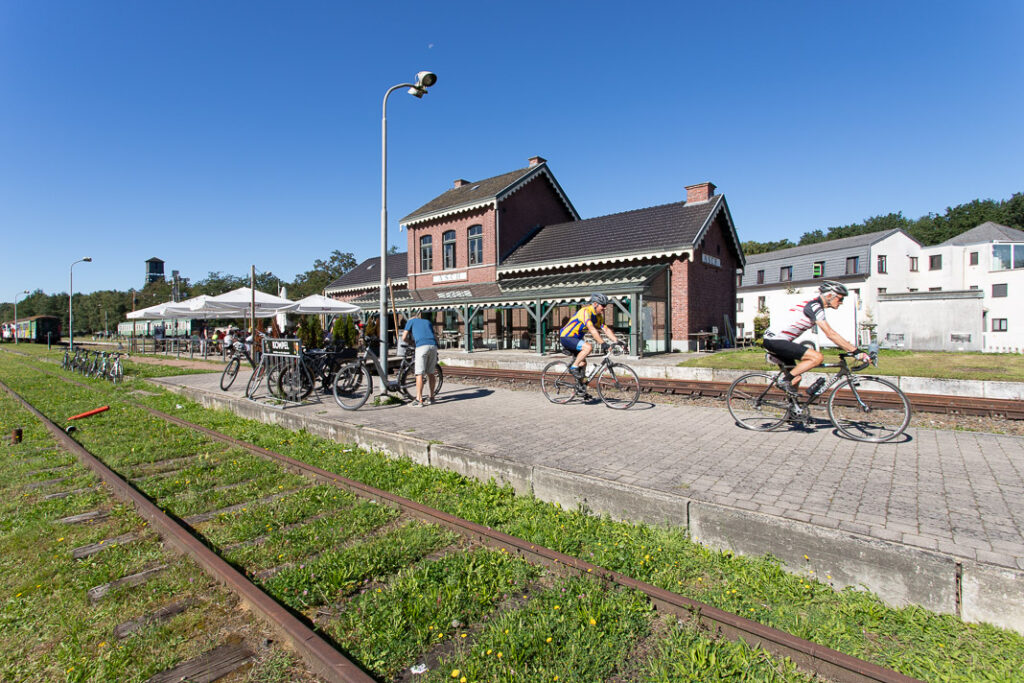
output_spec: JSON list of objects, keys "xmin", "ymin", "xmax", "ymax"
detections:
[{"xmin": 763, "ymin": 337, "xmax": 811, "ymax": 365}]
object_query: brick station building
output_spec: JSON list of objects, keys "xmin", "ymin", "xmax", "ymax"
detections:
[{"xmin": 325, "ymin": 157, "xmax": 744, "ymax": 355}]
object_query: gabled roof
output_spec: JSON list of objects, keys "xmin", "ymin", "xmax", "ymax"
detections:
[
  {"xmin": 744, "ymin": 229, "xmax": 913, "ymax": 264},
  {"xmin": 499, "ymin": 194, "xmax": 741, "ymax": 274},
  {"xmin": 324, "ymin": 252, "xmax": 408, "ymax": 294},
  {"xmin": 400, "ymin": 161, "xmax": 579, "ymax": 227},
  {"xmin": 937, "ymin": 222, "xmax": 1024, "ymax": 246}
]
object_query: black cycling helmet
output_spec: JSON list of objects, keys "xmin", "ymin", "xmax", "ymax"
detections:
[
  {"xmin": 590, "ymin": 292, "xmax": 610, "ymax": 306},
  {"xmin": 818, "ymin": 280, "xmax": 849, "ymax": 297}
]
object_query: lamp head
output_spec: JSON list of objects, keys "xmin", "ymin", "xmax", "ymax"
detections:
[
  {"xmin": 83, "ymin": 257, "xmax": 93, "ymax": 262},
  {"xmin": 408, "ymin": 71, "xmax": 437, "ymax": 98}
]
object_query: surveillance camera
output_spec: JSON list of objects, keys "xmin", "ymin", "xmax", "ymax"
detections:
[{"xmin": 415, "ymin": 71, "xmax": 437, "ymax": 88}]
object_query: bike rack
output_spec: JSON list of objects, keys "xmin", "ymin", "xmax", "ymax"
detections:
[{"xmin": 245, "ymin": 338, "xmax": 315, "ymax": 410}]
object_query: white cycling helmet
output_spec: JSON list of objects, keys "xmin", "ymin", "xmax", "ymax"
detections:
[{"xmin": 818, "ymin": 280, "xmax": 849, "ymax": 297}]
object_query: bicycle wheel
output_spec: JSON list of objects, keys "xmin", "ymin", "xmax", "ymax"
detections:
[
  {"xmin": 827, "ymin": 376, "xmax": 911, "ymax": 443},
  {"xmin": 596, "ymin": 362, "xmax": 640, "ymax": 409},
  {"xmin": 278, "ymin": 365, "xmax": 314, "ymax": 401},
  {"xmin": 398, "ymin": 364, "xmax": 444, "ymax": 401},
  {"xmin": 220, "ymin": 357, "xmax": 240, "ymax": 390},
  {"xmin": 727, "ymin": 372, "xmax": 790, "ymax": 431},
  {"xmin": 245, "ymin": 363, "xmax": 266, "ymax": 399},
  {"xmin": 541, "ymin": 360, "xmax": 578, "ymax": 404},
  {"xmin": 332, "ymin": 362, "xmax": 372, "ymax": 410},
  {"xmin": 110, "ymin": 360, "xmax": 123, "ymax": 384}
]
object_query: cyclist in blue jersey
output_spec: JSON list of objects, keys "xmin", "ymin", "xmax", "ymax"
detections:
[
  {"xmin": 559, "ymin": 293, "xmax": 620, "ymax": 380},
  {"xmin": 762, "ymin": 280, "xmax": 869, "ymax": 395}
]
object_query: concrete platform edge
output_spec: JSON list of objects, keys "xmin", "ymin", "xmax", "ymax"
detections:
[{"xmin": 151, "ymin": 379, "xmax": 1024, "ymax": 635}]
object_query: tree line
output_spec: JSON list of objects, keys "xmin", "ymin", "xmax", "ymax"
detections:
[
  {"xmin": 742, "ymin": 192, "xmax": 1024, "ymax": 255},
  {"xmin": 0, "ymin": 250, "xmax": 358, "ymax": 336}
]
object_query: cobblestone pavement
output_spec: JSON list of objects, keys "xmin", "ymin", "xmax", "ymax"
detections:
[{"xmin": 161, "ymin": 372, "xmax": 1024, "ymax": 572}]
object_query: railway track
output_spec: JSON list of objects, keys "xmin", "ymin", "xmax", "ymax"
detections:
[
  {"xmin": 443, "ymin": 366, "xmax": 1024, "ymax": 420},
  {"xmin": 0, "ymin": 357, "xmax": 926, "ymax": 682}
]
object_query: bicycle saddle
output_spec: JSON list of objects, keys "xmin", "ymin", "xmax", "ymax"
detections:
[{"xmin": 765, "ymin": 352, "xmax": 795, "ymax": 370}]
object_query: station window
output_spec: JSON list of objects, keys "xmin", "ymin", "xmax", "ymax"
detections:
[
  {"xmin": 993, "ymin": 318, "xmax": 1008, "ymax": 332},
  {"xmin": 468, "ymin": 225, "xmax": 483, "ymax": 265},
  {"xmin": 757, "ymin": 296, "xmax": 766, "ymax": 311},
  {"xmin": 736, "ymin": 298, "xmax": 744, "ymax": 312},
  {"xmin": 909, "ymin": 256, "xmax": 919, "ymax": 272},
  {"xmin": 969, "ymin": 251, "xmax": 979, "ymax": 266},
  {"xmin": 756, "ymin": 270, "xmax": 765, "ymax": 285},
  {"xmin": 443, "ymin": 230, "xmax": 456, "ymax": 269},
  {"xmin": 419, "ymin": 235, "xmax": 433, "ymax": 272}
]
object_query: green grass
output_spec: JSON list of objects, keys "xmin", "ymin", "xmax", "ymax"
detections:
[
  {"xmin": 422, "ymin": 575, "xmax": 653, "ymax": 683},
  {"xmin": 678, "ymin": 347, "xmax": 1024, "ymax": 382},
  {"xmin": 328, "ymin": 547, "xmax": 541, "ymax": 678},
  {"xmin": 3, "ymin": 349, "xmax": 1024, "ymax": 682}
]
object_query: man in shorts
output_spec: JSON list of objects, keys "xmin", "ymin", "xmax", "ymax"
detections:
[
  {"xmin": 400, "ymin": 313, "xmax": 439, "ymax": 406},
  {"xmin": 558, "ymin": 293, "xmax": 620, "ymax": 381},
  {"xmin": 762, "ymin": 280, "xmax": 869, "ymax": 395}
]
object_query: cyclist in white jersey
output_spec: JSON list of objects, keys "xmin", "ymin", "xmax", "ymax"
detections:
[{"xmin": 762, "ymin": 281, "xmax": 869, "ymax": 395}]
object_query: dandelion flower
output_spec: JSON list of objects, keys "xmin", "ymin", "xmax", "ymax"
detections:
[
  {"xmin": 451, "ymin": 670, "xmax": 460, "ymax": 679},
  {"xmin": 589, "ymin": 618, "xmax": 596, "ymax": 625}
]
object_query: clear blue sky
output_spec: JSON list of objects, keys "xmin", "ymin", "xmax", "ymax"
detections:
[{"xmin": 2, "ymin": 0, "xmax": 1022, "ymax": 298}]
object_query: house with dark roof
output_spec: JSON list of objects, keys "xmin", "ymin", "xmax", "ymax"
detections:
[{"xmin": 327, "ymin": 157, "xmax": 745, "ymax": 354}]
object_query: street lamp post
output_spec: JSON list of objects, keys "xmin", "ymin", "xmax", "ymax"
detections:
[
  {"xmin": 13, "ymin": 290, "xmax": 29, "ymax": 344},
  {"xmin": 69, "ymin": 257, "xmax": 93, "ymax": 351},
  {"xmin": 379, "ymin": 71, "xmax": 437, "ymax": 378}
]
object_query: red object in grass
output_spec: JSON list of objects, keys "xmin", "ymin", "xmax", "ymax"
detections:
[{"xmin": 67, "ymin": 406, "xmax": 110, "ymax": 421}]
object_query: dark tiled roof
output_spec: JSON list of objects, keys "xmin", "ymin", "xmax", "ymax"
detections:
[
  {"xmin": 744, "ymin": 229, "xmax": 906, "ymax": 264},
  {"xmin": 500, "ymin": 197, "xmax": 723, "ymax": 268},
  {"xmin": 938, "ymin": 222, "xmax": 1024, "ymax": 246},
  {"xmin": 324, "ymin": 252, "xmax": 408, "ymax": 293},
  {"xmin": 400, "ymin": 166, "xmax": 534, "ymax": 224}
]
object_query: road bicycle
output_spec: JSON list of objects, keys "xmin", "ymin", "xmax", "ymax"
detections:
[
  {"xmin": 726, "ymin": 350, "xmax": 911, "ymax": 443},
  {"xmin": 540, "ymin": 342, "xmax": 640, "ymax": 409}
]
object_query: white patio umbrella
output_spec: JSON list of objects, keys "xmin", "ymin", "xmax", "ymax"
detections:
[
  {"xmin": 126, "ymin": 301, "xmax": 175, "ymax": 319},
  {"xmin": 280, "ymin": 293, "xmax": 360, "ymax": 315},
  {"xmin": 187, "ymin": 287, "xmax": 293, "ymax": 319}
]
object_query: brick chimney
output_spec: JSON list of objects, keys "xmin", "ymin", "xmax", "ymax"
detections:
[
  {"xmin": 453, "ymin": 179, "xmax": 470, "ymax": 188},
  {"xmin": 685, "ymin": 182, "xmax": 717, "ymax": 203},
  {"xmin": 528, "ymin": 155, "xmax": 546, "ymax": 167}
]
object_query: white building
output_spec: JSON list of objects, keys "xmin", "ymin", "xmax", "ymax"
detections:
[{"xmin": 736, "ymin": 222, "xmax": 1024, "ymax": 353}]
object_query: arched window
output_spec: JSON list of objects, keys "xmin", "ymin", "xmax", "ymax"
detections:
[
  {"xmin": 468, "ymin": 225, "xmax": 483, "ymax": 265},
  {"xmin": 420, "ymin": 235, "xmax": 433, "ymax": 272},
  {"xmin": 443, "ymin": 230, "xmax": 456, "ymax": 269}
]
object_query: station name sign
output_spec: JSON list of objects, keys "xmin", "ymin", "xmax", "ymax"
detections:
[{"xmin": 433, "ymin": 271, "xmax": 468, "ymax": 283}]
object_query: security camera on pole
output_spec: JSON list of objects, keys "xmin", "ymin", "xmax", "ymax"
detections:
[{"xmin": 378, "ymin": 71, "xmax": 437, "ymax": 390}]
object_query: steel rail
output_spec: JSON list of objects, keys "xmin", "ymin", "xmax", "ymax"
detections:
[
  {"xmin": 444, "ymin": 366, "xmax": 1024, "ymax": 419},
  {"xmin": 138, "ymin": 402, "xmax": 922, "ymax": 683},
  {"xmin": 0, "ymin": 379, "xmax": 376, "ymax": 683}
]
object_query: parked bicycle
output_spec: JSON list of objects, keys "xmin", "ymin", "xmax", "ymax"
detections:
[
  {"xmin": 276, "ymin": 344, "xmax": 357, "ymax": 402},
  {"xmin": 332, "ymin": 334, "xmax": 427, "ymax": 410},
  {"xmin": 220, "ymin": 336, "xmax": 256, "ymax": 391},
  {"xmin": 726, "ymin": 349, "xmax": 911, "ymax": 443},
  {"xmin": 540, "ymin": 342, "xmax": 640, "ymax": 409}
]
